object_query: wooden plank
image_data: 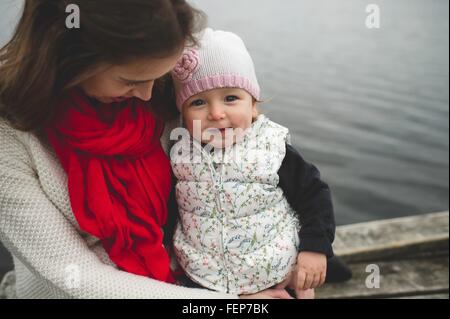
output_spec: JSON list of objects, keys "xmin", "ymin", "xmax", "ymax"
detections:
[
  {"xmin": 396, "ymin": 293, "xmax": 449, "ymax": 299},
  {"xmin": 333, "ymin": 211, "xmax": 449, "ymax": 263},
  {"xmin": 316, "ymin": 256, "xmax": 449, "ymax": 299}
]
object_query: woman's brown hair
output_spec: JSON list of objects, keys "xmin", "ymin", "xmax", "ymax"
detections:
[{"xmin": 0, "ymin": 0, "xmax": 206, "ymax": 137}]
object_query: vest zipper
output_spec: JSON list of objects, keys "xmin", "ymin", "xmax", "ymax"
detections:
[{"xmin": 199, "ymin": 145, "xmax": 231, "ymax": 292}]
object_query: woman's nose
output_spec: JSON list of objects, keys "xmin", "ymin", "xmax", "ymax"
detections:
[
  {"xmin": 208, "ymin": 103, "xmax": 226, "ymax": 121},
  {"xmin": 131, "ymin": 82, "xmax": 154, "ymax": 101}
]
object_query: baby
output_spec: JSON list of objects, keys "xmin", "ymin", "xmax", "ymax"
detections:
[{"xmin": 170, "ymin": 28, "xmax": 335, "ymax": 298}]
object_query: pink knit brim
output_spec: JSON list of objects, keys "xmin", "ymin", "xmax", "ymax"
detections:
[{"xmin": 176, "ymin": 74, "xmax": 260, "ymax": 110}]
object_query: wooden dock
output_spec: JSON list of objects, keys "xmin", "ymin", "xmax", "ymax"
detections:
[
  {"xmin": 316, "ymin": 211, "xmax": 449, "ymax": 299},
  {"xmin": 1, "ymin": 212, "xmax": 448, "ymax": 299}
]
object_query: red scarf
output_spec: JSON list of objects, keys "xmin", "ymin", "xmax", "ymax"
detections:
[{"xmin": 47, "ymin": 89, "xmax": 175, "ymax": 283}]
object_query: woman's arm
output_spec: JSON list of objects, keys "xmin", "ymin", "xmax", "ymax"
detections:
[
  {"xmin": 0, "ymin": 132, "xmax": 236, "ymax": 299},
  {"xmin": 278, "ymin": 144, "xmax": 335, "ymax": 258}
]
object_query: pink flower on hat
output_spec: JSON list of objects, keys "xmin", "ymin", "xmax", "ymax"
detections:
[{"xmin": 172, "ymin": 49, "xmax": 199, "ymax": 83}]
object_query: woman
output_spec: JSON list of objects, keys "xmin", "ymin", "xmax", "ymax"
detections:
[{"xmin": 0, "ymin": 0, "xmax": 299, "ymax": 299}]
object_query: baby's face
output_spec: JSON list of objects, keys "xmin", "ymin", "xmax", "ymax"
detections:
[{"xmin": 182, "ymin": 88, "xmax": 258, "ymax": 148}]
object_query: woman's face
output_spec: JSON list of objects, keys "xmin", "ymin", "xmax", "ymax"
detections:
[{"xmin": 80, "ymin": 51, "xmax": 182, "ymax": 104}]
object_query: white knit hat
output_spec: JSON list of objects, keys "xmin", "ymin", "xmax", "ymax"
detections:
[{"xmin": 172, "ymin": 28, "xmax": 260, "ymax": 110}]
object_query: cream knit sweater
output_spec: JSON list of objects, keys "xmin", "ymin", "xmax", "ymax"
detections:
[{"xmin": 0, "ymin": 119, "xmax": 237, "ymax": 299}]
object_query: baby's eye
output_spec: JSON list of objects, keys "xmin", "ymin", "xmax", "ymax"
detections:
[
  {"xmin": 225, "ymin": 95, "xmax": 238, "ymax": 102},
  {"xmin": 190, "ymin": 99, "xmax": 205, "ymax": 107}
]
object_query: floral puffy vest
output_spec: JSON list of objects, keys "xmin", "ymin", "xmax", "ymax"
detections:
[{"xmin": 170, "ymin": 115, "xmax": 300, "ymax": 294}]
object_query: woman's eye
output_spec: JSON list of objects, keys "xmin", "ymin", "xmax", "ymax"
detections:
[
  {"xmin": 190, "ymin": 99, "xmax": 205, "ymax": 107},
  {"xmin": 225, "ymin": 95, "xmax": 238, "ymax": 102}
]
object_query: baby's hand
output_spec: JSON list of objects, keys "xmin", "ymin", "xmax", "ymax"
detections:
[
  {"xmin": 276, "ymin": 251, "xmax": 327, "ymax": 297},
  {"xmin": 294, "ymin": 251, "xmax": 327, "ymax": 290}
]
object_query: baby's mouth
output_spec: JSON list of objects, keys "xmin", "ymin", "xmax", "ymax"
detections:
[
  {"xmin": 207, "ymin": 128, "xmax": 232, "ymax": 136},
  {"xmin": 207, "ymin": 127, "xmax": 232, "ymax": 132}
]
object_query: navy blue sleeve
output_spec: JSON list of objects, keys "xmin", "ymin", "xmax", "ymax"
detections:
[
  {"xmin": 163, "ymin": 177, "xmax": 179, "ymax": 247},
  {"xmin": 278, "ymin": 144, "xmax": 335, "ymax": 258}
]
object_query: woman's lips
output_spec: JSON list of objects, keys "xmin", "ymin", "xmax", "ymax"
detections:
[{"xmin": 111, "ymin": 97, "xmax": 127, "ymax": 102}]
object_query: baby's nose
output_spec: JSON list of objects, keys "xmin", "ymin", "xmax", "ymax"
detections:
[{"xmin": 208, "ymin": 104, "xmax": 226, "ymax": 120}]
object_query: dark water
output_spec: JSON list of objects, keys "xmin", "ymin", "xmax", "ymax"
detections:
[
  {"xmin": 0, "ymin": 0, "xmax": 449, "ymax": 276},
  {"xmin": 192, "ymin": 0, "xmax": 449, "ymax": 224}
]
